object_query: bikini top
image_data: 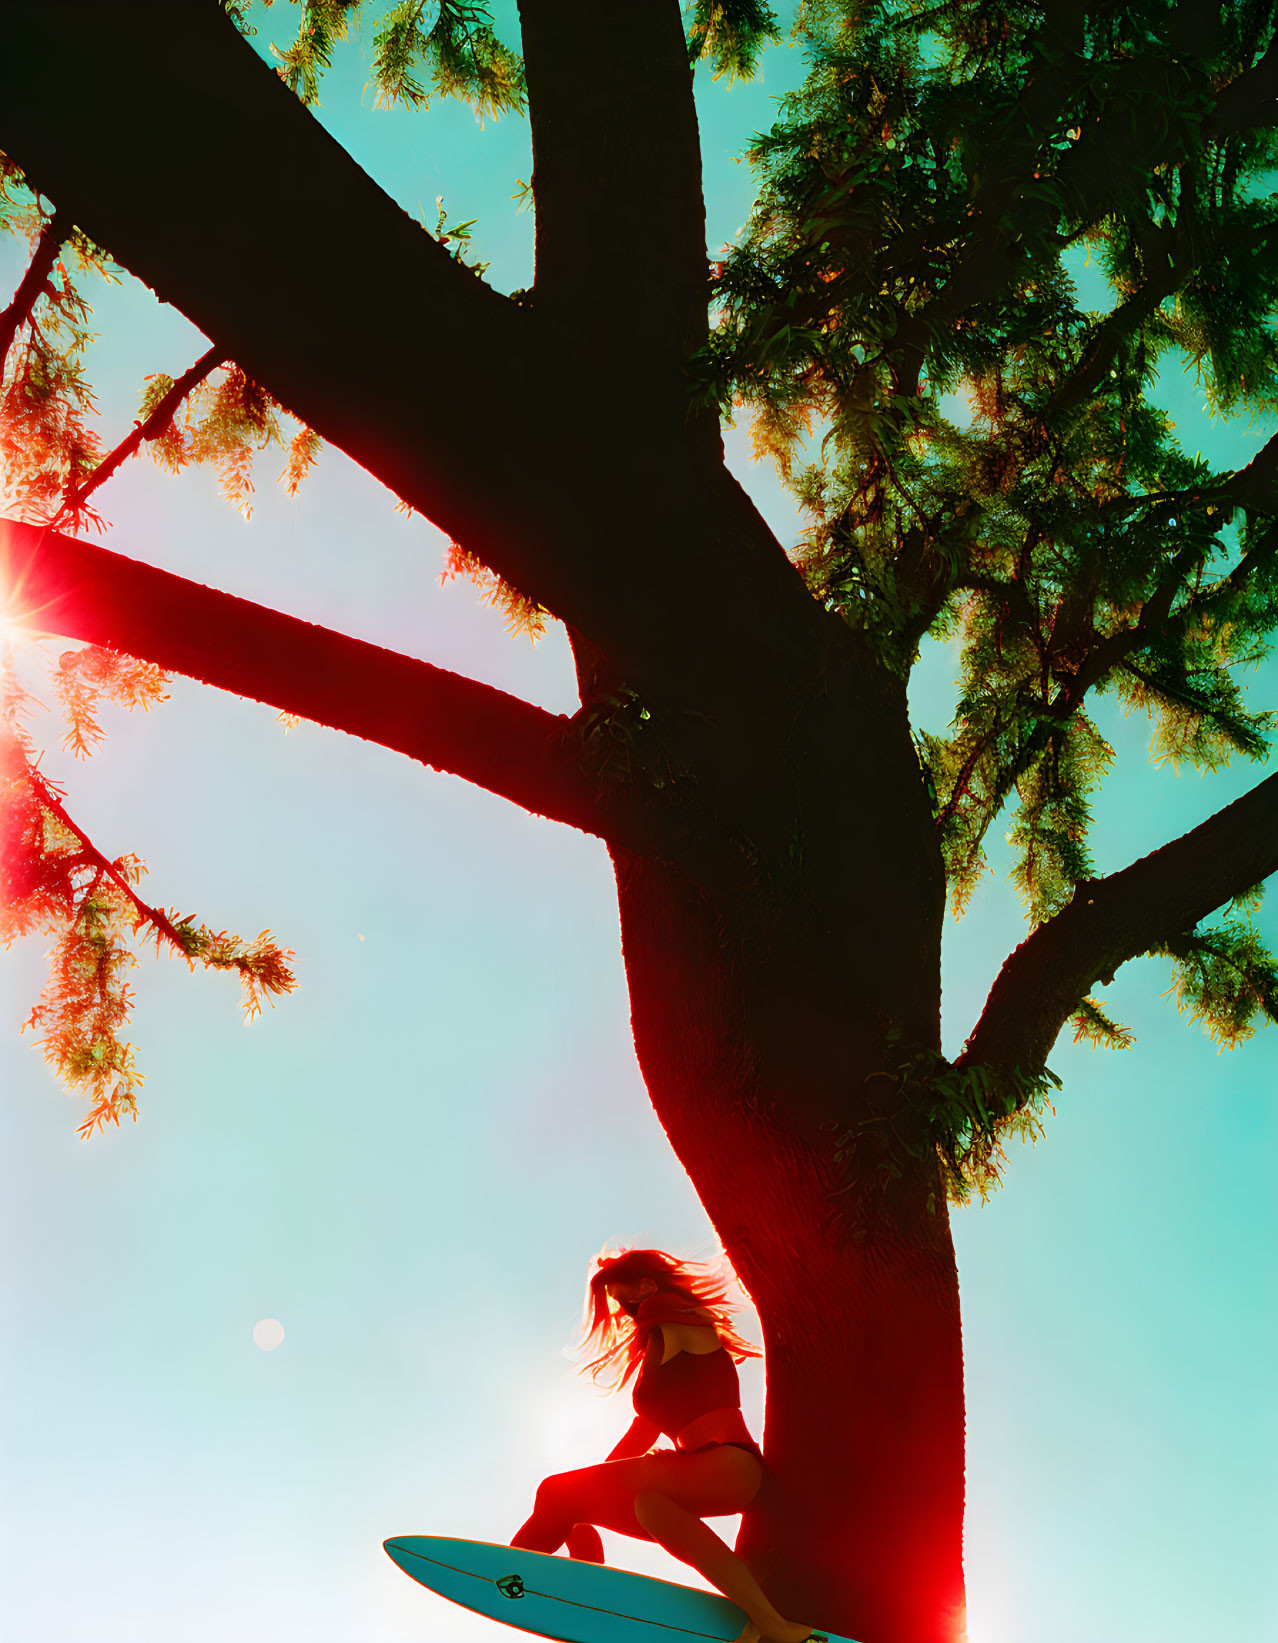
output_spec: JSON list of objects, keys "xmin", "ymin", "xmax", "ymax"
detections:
[{"xmin": 629, "ymin": 1294, "xmax": 743, "ymax": 1440}]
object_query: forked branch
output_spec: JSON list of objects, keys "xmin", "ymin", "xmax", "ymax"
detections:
[
  {"xmin": 0, "ymin": 3, "xmax": 530, "ymax": 577},
  {"xmin": 0, "ymin": 3, "xmax": 821, "ymax": 743}
]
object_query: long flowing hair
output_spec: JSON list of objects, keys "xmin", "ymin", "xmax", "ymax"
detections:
[{"xmin": 576, "ymin": 1246, "xmax": 760, "ymax": 1392}]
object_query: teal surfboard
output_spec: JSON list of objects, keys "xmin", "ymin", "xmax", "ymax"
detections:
[{"xmin": 383, "ymin": 1536, "xmax": 857, "ymax": 1643}]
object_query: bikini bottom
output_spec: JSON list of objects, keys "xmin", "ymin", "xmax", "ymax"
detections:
[{"xmin": 684, "ymin": 1439, "xmax": 764, "ymax": 1463}]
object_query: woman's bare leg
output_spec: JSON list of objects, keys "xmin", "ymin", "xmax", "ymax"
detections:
[
  {"xmin": 512, "ymin": 1454, "xmax": 671, "ymax": 1556},
  {"xmin": 511, "ymin": 1450, "xmax": 817, "ymax": 1643},
  {"xmin": 633, "ymin": 1490, "xmax": 816, "ymax": 1643}
]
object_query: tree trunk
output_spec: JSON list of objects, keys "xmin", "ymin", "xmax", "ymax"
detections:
[{"xmin": 613, "ymin": 854, "xmax": 967, "ymax": 1643}]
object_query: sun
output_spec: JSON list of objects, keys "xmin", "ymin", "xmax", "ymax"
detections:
[
  {"xmin": 0, "ymin": 555, "xmax": 30, "ymax": 645},
  {"xmin": 0, "ymin": 570, "xmax": 55, "ymax": 655},
  {"xmin": 0, "ymin": 605, "xmax": 42, "ymax": 657}
]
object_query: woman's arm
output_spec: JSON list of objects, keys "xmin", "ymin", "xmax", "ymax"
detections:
[{"xmin": 606, "ymin": 1416, "xmax": 661, "ymax": 1461}]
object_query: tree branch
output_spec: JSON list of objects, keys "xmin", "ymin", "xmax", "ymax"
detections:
[
  {"xmin": 958, "ymin": 769, "xmax": 1278, "ymax": 1077},
  {"xmin": 0, "ymin": 4, "xmax": 936, "ymax": 964},
  {"xmin": 1046, "ymin": 226, "xmax": 1180, "ymax": 414},
  {"xmin": 0, "ymin": 206, "xmax": 66, "ymax": 379},
  {"xmin": 22, "ymin": 758, "xmax": 216, "ymax": 966},
  {"xmin": 518, "ymin": 0, "xmax": 712, "ymax": 440},
  {"xmin": 54, "ymin": 343, "xmax": 225, "ymax": 528},
  {"xmin": 0, "ymin": 516, "xmax": 602, "ymax": 834},
  {"xmin": 1205, "ymin": 32, "xmax": 1278, "ymax": 138},
  {"xmin": 1097, "ymin": 426, "xmax": 1278, "ymax": 523}
]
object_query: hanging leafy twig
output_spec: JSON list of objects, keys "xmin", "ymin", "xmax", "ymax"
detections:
[
  {"xmin": 50, "ymin": 645, "xmax": 169, "ymax": 759},
  {"xmin": 0, "ymin": 204, "xmax": 105, "ymax": 526},
  {"xmin": 23, "ymin": 758, "xmax": 295, "ymax": 1009},
  {"xmin": 53, "ymin": 343, "xmax": 225, "ymax": 531},
  {"xmin": 2, "ymin": 655, "xmax": 295, "ymax": 1135},
  {"xmin": 0, "ymin": 206, "xmax": 66, "ymax": 379},
  {"xmin": 686, "ymin": 1, "xmax": 781, "ymax": 82}
]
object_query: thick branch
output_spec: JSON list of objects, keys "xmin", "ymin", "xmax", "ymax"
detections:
[
  {"xmin": 958, "ymin": 770, "xmax": 1278, "ymax": 1076},
  {"xmin": 518, "ymin": 0, "xmax": 712, "ymax": 439},
  {"xmin": 1205, "ymin": 33, "xmax": 1278, "ymax": 138},
  {"xmin": 0, "ymin": 518, "xmax": 774, "ymax": 905},
  {"xmin": 0, "ymin": 517, "xmax": 601, "ymax": 833},
  {"xmin": 1217, "ymin": 427, "xmax": 1278, "ymax": 512},
  {"xmin": 0, "ymin": 3, "xmax": 828, "ymax": 761},
  {"xmin": 1099, "ymin": 426, "xmax": 1278, "ymax": 523},
  {"xmin": 0, "ymin": 5, "xmax": 524, "ymax": 504},
  {"xmin": 0, "ymin": 5, "xmax": 938, "ymax": 959}
]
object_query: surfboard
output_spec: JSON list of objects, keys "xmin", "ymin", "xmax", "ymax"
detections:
[{"xmin": 383, "ymin": 1536, "xmax": 856, "ymax": 1643}]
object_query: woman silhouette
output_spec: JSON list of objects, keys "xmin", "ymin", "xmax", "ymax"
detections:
[{"xmin": 511, "ymin": 1248, "xmax": 823, "ymax": 1643}]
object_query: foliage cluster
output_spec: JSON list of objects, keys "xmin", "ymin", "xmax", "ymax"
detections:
[
  {"xmin": 839, "ymin": 1026, "xmax": 1061, "ymax": 1211},
  {"xmin": 246, "ymin": 0, "xmax": 526, "ymax": 116},
  {"xmin": 136, "ymin": 362, "xmax": 314, "ymax": 521},
  {"xmin": 1, "ymin": 169, "xmax": 318, "ymax": 531},
  {"xmin": 695, "ymin": 0, "xmax": 1278, "ymax": 1107},
  {"xmin": 687, "ymin": 0, "xmax": 783, "ymax": 80},
  {"xmin": 1153, "ymin": 882, "xmax": 1278, "ymax": 1048},
  {"xmin": 1, "ymin": 651, "xmax": 295, "ymax": 1135},
  {"xmin": 0, "ymin": 163, "xmax": 116, "ymax": 529},
  {"xmin": 440, "ymin": 538, "xmax": 548, "ymax": 639},
  {"xmin": 231, "ymin": 0, "xmax": 783, "ymax": 107}
]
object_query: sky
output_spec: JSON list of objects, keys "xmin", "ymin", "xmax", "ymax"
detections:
[{"xmin": 1, "ymin": 7, "xmax": 1275, "ymax": 1643}]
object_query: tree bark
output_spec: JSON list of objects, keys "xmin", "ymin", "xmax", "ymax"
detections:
[
  {"xmin": 614, "ymin": 854, "xmax": 966, "ymax": 1643},
  {"xmin": 517, "ymin": 0, "xmax": 712, "ymax": 439}
]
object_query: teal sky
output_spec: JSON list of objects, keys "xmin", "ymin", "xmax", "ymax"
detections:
[{"xmin": 2, "ymin": 8, "xmax": 1274, "ymax": 1642}]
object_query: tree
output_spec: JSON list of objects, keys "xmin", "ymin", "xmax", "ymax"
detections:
[{"xmin": 2, "ymin": 4, "xmax": 1277, "ymax": 1641}]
